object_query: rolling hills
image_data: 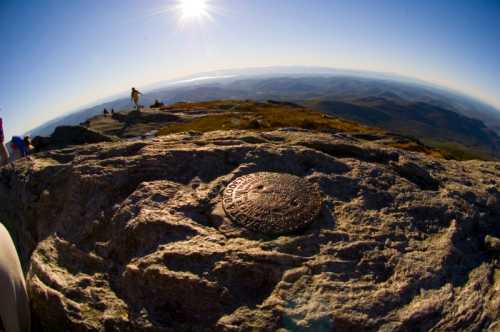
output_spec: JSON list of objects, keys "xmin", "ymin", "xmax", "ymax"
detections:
[
  {"xmin": 27, "ymin": 68, "xmax": 500, "ymax": 159},
  {"xmin": 33, "ymin": 100, "xmax": 480, "ymax": 161}
]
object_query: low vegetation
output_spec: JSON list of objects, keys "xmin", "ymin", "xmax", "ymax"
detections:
[
  {"xmin": 386, "ymin": 141, "xmax": 450, "ymax": 159},
  {"xmin": 423, "ymin": 140, "xmax": 495, "ymax": 161},
  {"xmin": 159, "ymin": 100, "xmax": 379, "ymax": 134},
  {"xmin": 156, "ymin": 100, "xmax": 493, "ymax": 161}
]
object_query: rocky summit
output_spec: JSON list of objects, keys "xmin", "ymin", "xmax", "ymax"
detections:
[{"xmin": 1, "ymin": 128, "xmax": 500, "ymax": 331}]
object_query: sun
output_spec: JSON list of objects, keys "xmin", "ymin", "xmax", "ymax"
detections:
[{"xmin": 176, "ymin": 0, "xmax": 211, "ymax": 21}]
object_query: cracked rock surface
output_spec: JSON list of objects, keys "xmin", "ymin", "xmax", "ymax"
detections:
[{"xmin": 0, "ymin": 129, "xmax": 499, "ymax": 331}]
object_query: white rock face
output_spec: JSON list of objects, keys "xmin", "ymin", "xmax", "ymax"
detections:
[{"xmin": 0, "ymin": 129, "xmax": 499, "ymax": 331}]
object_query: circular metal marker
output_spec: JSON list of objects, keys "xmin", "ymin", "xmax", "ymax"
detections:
[{"xmin": 222, "ymin": 172, "xmax": 322, "ymax": 234}]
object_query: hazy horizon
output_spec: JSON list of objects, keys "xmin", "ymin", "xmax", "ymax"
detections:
[
  {"xmin": 1, "ymin": 0, "xmax": 500, "ymax": 139},
  {"xmin": 26, "ymin": 65, "xmax": 500, "ymax": 132}
]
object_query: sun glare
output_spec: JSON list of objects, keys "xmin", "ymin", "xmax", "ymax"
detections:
[{"xmin": 176, "ymin": 0, "xmax": 211, "ymax": 21}]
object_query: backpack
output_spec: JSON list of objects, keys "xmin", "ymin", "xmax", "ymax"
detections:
[{"xmin": 11, "ymin": 136, "xmax": 28, "ymax": 157}]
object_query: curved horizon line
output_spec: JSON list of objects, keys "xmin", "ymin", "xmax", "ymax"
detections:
[{"xmin": 26, "ymin": 65, "xmax": 500, "ymax": 136}]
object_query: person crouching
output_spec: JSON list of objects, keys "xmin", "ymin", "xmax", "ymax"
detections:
[{"xmin": 9, "ymin": 136, "xmax": 32, "ymax": 162}]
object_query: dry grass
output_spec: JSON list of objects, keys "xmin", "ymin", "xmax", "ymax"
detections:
[
  {"xmin": 423, "ymin": 141, "xmax": 495, "ymax": 161},
  {"xmin": 159, "ymin": 101, "xmax": 379, "ymax": 135},
  {"xmin": 386, "ymin": 141, "xmax": 449, "ymax": 159},
  {"xmin": 157, "ymin": 100, "xmax": 493, "ymax": 161}
]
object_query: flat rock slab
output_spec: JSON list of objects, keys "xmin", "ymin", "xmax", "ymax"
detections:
[{"xmin": 223, "ymin": 172, "xmax": 322, "ymax": 234}]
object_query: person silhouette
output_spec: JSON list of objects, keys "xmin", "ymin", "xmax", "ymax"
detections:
[{"xmin": 131, "ymin": 88, "xmax": 142, "ymax": 111}]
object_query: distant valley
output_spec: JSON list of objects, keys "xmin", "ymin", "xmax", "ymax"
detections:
[{"xmin": 28, "ymin": 68, "xmax": 500, "ymax": 159}]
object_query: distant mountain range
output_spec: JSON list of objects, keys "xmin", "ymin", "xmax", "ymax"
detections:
[{"xmin": 28, "ymin": 67, "xmax": 500, "ymax": 159}]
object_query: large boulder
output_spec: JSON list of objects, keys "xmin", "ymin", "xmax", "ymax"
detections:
[
  {"xmin": 32, "ymin": 126, "xmax": 114, "ymax": 152},
  {"xmin": 0, "ymin": 129, "xmax": 499, "ymax": 331},
  {"xmin": 111, "ymin": 110, "xmax": 179, "ymax": 125}
]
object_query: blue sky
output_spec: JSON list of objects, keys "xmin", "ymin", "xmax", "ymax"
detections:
[{"xmin": 1, "ymin": 0, "xmax": 499, "ymax": 138}]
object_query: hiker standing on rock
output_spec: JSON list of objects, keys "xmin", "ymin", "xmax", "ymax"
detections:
[
  {"xmin": 0, "ymin": 117, "xmax": 9, "ymax": 166},
  {"xmin": 131, "ymin": 87, "xmax": 142, "ymax": 111}
]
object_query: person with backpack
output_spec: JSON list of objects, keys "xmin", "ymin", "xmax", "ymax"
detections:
[
  {"xmin": 10, "ymin": 136, "xmax": 31, "ymax": 162},
  {"xmin": 0, "ymin": 117, "xmax": 9, "ymax": 166}
]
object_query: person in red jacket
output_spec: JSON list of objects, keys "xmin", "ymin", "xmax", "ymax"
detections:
[{"xmin": 0, "ymin": 117, "xmax": 9, "ymax": 166}]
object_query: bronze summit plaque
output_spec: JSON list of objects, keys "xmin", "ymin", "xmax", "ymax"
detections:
[{"xmin": 222, "ymin": 172, "xmax": 322, "ymax": 234}]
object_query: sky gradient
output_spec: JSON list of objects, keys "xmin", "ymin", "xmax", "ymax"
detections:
[{"xmin": 1, "ymin": 0, "xmax": 500, "ymax": 139}]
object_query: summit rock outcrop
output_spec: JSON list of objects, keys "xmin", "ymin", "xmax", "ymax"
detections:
[{"xmin": 0, "ymin": 128, "xmax": 499, "ymax": 331}]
